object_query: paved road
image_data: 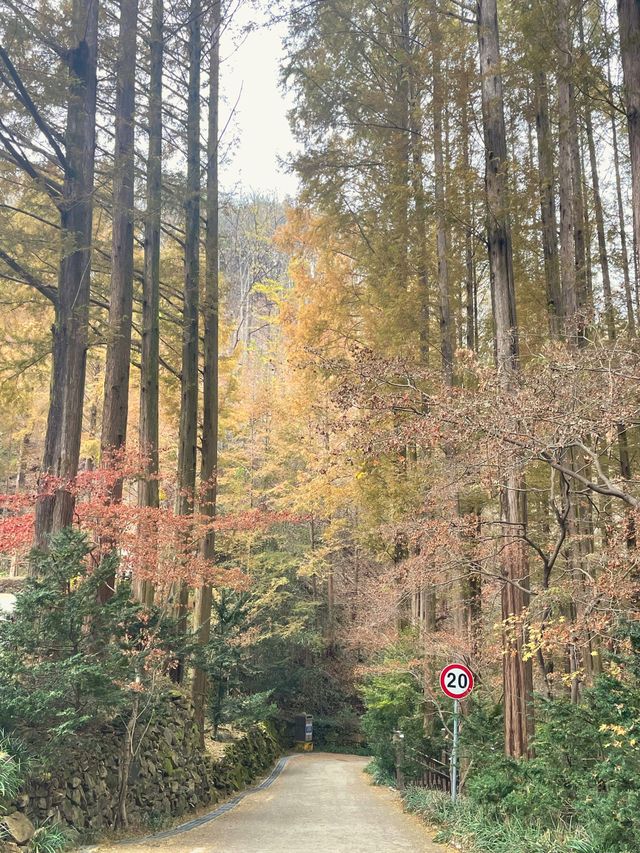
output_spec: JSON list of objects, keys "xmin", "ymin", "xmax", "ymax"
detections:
[{"xmin": 98, "ymin": 753, "xmax": 447, "ymax": 853}]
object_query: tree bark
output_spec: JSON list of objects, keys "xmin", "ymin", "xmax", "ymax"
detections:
[
  {"xmin": 584, "ymin": 101, "xmax": 615, "ymax": 340},
  {"xmin": 608, "ymin": 5, "xmax": 636, "ymax": 334},
  {"xmin": 192, "ymin": 0, "xmax": 221, "ymax": 741},
  {"xmin": 393, "ymin": 0, "xmax": 411, "ymax": 296},
  {"xmin": 478, "ymin": 1, "xmax": 516, "ymax": 373},
  {"xmin": 462, "ymin": 92, "xmax": 476, "ymax": 351},
  {"xmin": 618, "ymin": 0, "xmax": 640, "ymax": 316},
  {"xmin": 94, "ymin": 0, "xmax": 138, "ymax": 604},
  {"xmin": 556, "ymin": 0, "xmax": 580, "ymax": 338},
  {"xmin": 578, "ymin": 5, "xmax": 612, "ymax": 334},
  {"xmin": 34, "ymin": 0, "xmax": 99, "ymax": 552},
  {"xmin": 137, "ymin": 0, "xmax": 163, "ymax": 607},
  {"xmin": 477, "ymin": 0, "xmax": 534, "ymax": 758},
  {"xmin": 570, "ymin": 89, "xmax": 589, "ymax": 321},
  {"xmin": 618, "ymin": 424, "xmax": 636, "ymax": 548},
  {"xmin": 171, "ymin": 0, "xmax": 201, "ymax": 684},
  {"xmin": 101, "ymin": 0, "xmax": 138, "ymax": 470},
  {"xmin": 176, "ymin": 0, "xmax": 201, "ymax": 523},
  {"xmin": 430, "ymin": 7, "xmax": 454, "ymax": 383},
  {"xmin": 408, "ymin": 45, "xmax": 430, "ymax": 363},
  {"xmin": 533, "ymin": 70, "xmax": 562, "ymax": 337}
]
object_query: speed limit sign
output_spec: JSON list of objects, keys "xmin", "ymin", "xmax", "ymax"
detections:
[
  {"xmin": 440, "ymin": 663, "xmax": 474, "ymax": 700},
  {"xmin": 439, "ymin": 663, "xmax": 474, "ymax": 804}
]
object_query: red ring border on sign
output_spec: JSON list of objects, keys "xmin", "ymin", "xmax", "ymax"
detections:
[{"xmin": 439, "ymin": 663, "xmax": 474, "ymax": 700}]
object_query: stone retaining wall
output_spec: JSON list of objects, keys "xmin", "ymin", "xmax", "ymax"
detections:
[{"xmin": 1, "ymin": 691, "xmax": 281, "ymax": 847}]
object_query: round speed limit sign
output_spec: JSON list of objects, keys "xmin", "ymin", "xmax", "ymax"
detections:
[{"xmin": 440, "ymin": 663, "xmax": 474, "ymax": 700}]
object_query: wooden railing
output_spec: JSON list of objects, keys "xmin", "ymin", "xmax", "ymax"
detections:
[
  {"xmin": 415, "ymin": 760, "xmax": 451, "ymax": 792},
  {"xmin": 404, "ymin": 744, "xmax": 451, "ymax": 793}
]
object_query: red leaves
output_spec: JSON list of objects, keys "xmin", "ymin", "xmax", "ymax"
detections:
[
  {"xmin": 0, "ymin": 456, "xmax": 300, "ymax": 590},
  {"xmin": 0, "ymin": 507, "xmax": 33, "ymax": 553}
]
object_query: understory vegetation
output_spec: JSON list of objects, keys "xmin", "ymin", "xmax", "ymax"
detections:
[
  {"xmin": 0, "ymin": 737, "xmax": 67, "ymax": 852},
  {"xmin": 0, "ymin": 527, "xmax": 359, "ymax": 741},
  {"xmin": 365, "ymin": 628, "xmax": 640, "ymax": 853},
  {"xmin": 403, "ymin": 787, "xmax": 598, "ymax": 853}
]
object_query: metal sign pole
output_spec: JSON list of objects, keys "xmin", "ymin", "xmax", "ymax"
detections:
[
  {"xmin": 439, "ymin": 663, "xmax": 473, "ymax": 804},
  {"xmin": 451, "ymin": 698, "xmax": 459, "ymax": 804}
]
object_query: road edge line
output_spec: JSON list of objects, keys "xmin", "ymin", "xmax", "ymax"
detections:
[{"xmin": 80, "ymin": 754, "xmax": 295, "ymax": 850}]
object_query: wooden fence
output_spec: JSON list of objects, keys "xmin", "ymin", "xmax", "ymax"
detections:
[{"xmin": 404, "ymin": 745, "xmax": 451, "ymax": 793}]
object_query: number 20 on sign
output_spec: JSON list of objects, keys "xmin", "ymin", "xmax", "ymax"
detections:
[
  {"xmin": 440, "ymin": 663, "xmax": 474, "ymax": 700},
  {"xmin": 439, "ymin": 663, "xmax": 474, "ymax": 804}
]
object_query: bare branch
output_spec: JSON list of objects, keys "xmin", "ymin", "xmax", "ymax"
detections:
[
  {"xmin": 0, "ymin": 45, "xmax": 67, "ymax": 168},
  {"xmin": 540, "ymin": 449, "xmax": 639, "ymax": 509},
  {"xmin": 0, "ymin": 248, "xmax": 58, "ymax": 305}
]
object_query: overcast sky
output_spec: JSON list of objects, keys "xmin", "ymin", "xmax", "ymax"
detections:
[{"xmin": 220, "ymin": 11, "xmax": 299, "ymax": 199}]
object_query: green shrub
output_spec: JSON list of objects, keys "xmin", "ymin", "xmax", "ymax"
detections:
[
  {"xmin": 364, "ymin": 757, "xmax": 395, "ymax": 786},
  {"xmin": 313, "ymin": 708, "xmax": 364, "ymax": 751},
  {"xmin": 365, "ymin": 627, "xmax": 640, "ymax": 853},
  {"xmin": 361, "ymin": 635, "xmax": 446, "ymax": 781},
  {"xmin": 223, "ymin": 691, "xmax": 279, "ymax": 729},
  {"xmin": 0, "ymin": 529, "xmax": 184, "ymax": 743},
  {"xmin": 456, "ymin": 673, "xmax": 640, "ymax": 853}
]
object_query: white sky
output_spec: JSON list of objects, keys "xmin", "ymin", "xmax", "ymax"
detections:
[{"xmin": 220, "ymin": 12, "xmax": 299, "ymax": 199}]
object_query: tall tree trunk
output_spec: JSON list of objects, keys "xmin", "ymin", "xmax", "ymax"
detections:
[
  {"xmin": 534, "ymin": 70, "xmax": 562, "ymax": 336},
  {"xmin": 430, "ymin": 7, "xmax": 453, "ymax": 383},
  {"xmin": 137, "ymin": 0, "xmax": 163, "ymax": 607},
  {"xmin": 101, "ymin": 0, "xmax": 138, "ymax": 470},
  {"xmin": 192, "ymin": 0, "xmax": 221, "ymax": 741},
  {"xmin": 462, "ymin": 93, "xmax": 476, "ymax": 351},
  {"xmin": 97, "ymin": 0, "xmax": 138, "ymax": 604},
  {"xmin": 580, "ymin": 130, "xmax": 594, "ymax": 313},
  {"xmin": 34, "ymin": 0, "xmax": 99, "ymax": 552},
  {"xmin": 477, "ymin": 0, "xmax": 534, "ymax": 759},
  {"xmin": 614, "ymin": 19, "xmax": 637, "ymax": 555},
  {"xmin": 607, "ymin": 9, "xmax": 636, "ymax": 334},
  {"xmin": 570, "ymin": 96, "xmax": 589, "ymax": 320},
  {"xmin": 176, "ymin": 0, "xmax": 202, "ymax": 516},
  {"xmin": 412, "ymin": 138, "xmax": 430, "ymax": 363},
  {"xmin": 172, "ymin": 0, "xmax": 202, "ymax": 683},
  {"xmin": 584, "ymin": 102, "xmax": 615, "ymax": 339},
  {"xmin": 618, "ymin": 425, "xmax": 636, "ymax": 548},
  {"xmin": 14, "ymin": 433, "xmax": 29, "ymax": 493},
  {"xmin": 557, "ymin": 0, "xmax": 580, "ymax": 338},
  {"xmin": 393, "ymin": 0, "xmax": 411, "ymax": 298},
  {"xmin": 478, "ymin": 4, "xmax": 516, "ymax": 372},
  {"xmin": 618, "ymin": 0, "xmax": 640, "ymax": 315},
  {"xmin": 408, "ymin": 65, "xmax": 430, "ymax": 363}
]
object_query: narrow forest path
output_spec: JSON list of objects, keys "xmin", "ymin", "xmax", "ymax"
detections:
[{"xmin": 95, "ymin": 753, "xmax": 448, "ymax": 853}]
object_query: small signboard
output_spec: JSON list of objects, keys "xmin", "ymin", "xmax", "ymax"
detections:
[
  {"xmin": 294, "ymin": 713, "xmax": 313, "ymax": 751},
  {"xmin": 439, "ymin": 663, "xmax": 474, "ymax": 700}
]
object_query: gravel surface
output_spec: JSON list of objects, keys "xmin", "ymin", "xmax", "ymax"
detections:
[{"xmin": 95, "ymin": 753, "xmax": 448, "ymax": 853}]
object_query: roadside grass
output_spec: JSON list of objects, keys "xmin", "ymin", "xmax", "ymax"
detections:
[
  {"xmin": 401, "ymin": 787, "xmax": 602, "ymax": 853},
  {"xmin": 28, "ymin": 823, "xmax": 70, "ymax": 853}
]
